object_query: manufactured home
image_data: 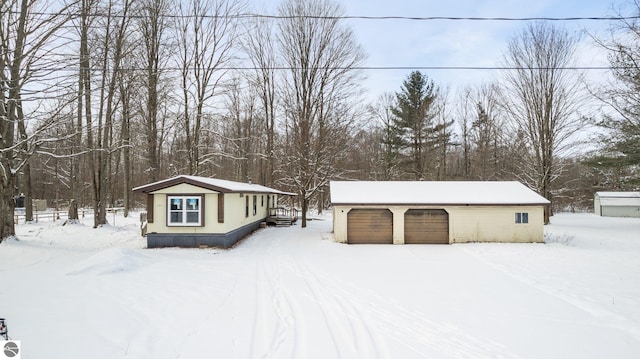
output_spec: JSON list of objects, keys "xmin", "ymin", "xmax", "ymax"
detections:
[
  {"xmin": 133, "ymin": 176, "xmax": 296, "ymax": 248},
  {"xmin": 330, "ymin": 181, "xmax": 550, "ymax": 244}
]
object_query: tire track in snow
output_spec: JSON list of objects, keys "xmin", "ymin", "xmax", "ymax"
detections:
[
  {"xmin": 249, "ymin": 235, "xmax": 308, "ymax": 359},
  {"xmin": 250, "ymin": 235, "xmax": 383, "ymax": 358},
  {"xmin": 293, "ymin": 260, "xmax": 389, "ymax": 359},
  {"xmin": 459, "ymin": 245, "xmax": 640, "ymax": 339},
  {"xmin": 309, "ymin": 266, "xmax": 519, "ymax": 358},
  {"xmin": 285, "ymin": 259, "xmax": 343, "ymax": 358},
  {"xmin": 249, "ymin": 253, "xmax": 269, "ymax": 358},
  {"xmin": 249, "ymin": 235, "xmax": 290, "ymax": 358},
  {"xmin": 247, "ymin": 229, "xmax": 515, "ymax": 358},
  {"xmin": 268, "ymin": 251, "xmax": 309, "ymax": 358}
]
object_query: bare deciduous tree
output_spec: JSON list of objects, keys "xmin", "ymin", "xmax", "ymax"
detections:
[
  {"xmin": 221, "ymin": 77, "xmax": 258, "ymax": 182},
  {"xmin": 242, "ymin": 14, "xmax": 278, "ymax": 187},
  {"xmin": 368, "ymin": 93, "xmax": 401, "ymax": 180},
  {"xmin": 68, "ymin": 0, "xmax": 95, "ymax": 222},
  {"xmin": 175, "ymin": 0, "xmax": 243, "ymax": 176},
  {"xmin": 277, "ymin": 0, "xmax": 365, "ymax": 227},
  {"xmin": 86, "ymin": 0, "xmax": 133, "ymax": 227},
  {"xmin": 1, "ymin": 0, "xmax": 75, "ymax": 241},
  {"xmin": 457, "ymin": 83, "xmax": 507, "ymax": 180},
  {"xmin": 138, "ymin": 0, "xmax": 170, "ymax": 182},
  {"xmin": 432, "ymin": 90, "xmax": 454, "ymax": 180},
  {"xmin": 501, "ymin": 22, "xmax": 585, "ymax": 223}
]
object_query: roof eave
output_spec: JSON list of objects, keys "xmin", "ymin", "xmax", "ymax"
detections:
[
  {"xmin": 331, "ymin": 202, "xmax": 550, "ymax": 206},
  {"xmin": 132, "ymin": 176, "xmax": 233, "ymax": 194},
  {"xmin": 132, "ymin": 176, "xmax": 297, "ymax": 196}
]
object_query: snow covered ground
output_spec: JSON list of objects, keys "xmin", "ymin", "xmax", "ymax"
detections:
[{"xmin": 1, "ymin": 212, "xmax": 639, "ymax": 358}]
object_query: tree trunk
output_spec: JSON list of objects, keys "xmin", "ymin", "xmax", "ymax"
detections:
[
  {"xmin": 0, "ymin": 177, "xmax": 16, "ymax": 241},
  {"xmin": 0, "ymin": 0, "xmax": 28, "ymax": 241},
  {"xmin": 22, "ymin": 163, "xmax": 33, "ymax": 222},
  {"xmin": 317, "ymin": 190, "xmax": 323, "ymax": 215},
  {"xmin": 141, "ymin": 0, "xmax": 164, "ymax": 182},
  {"xmin": 121, "ymin": 82, "xmax": 131, "ymax": 218},
  {"xmin": 71, "ymin": 0, "xmax": 90, "ymax": 217},
  {"xmin": 68, "ymin": 199, "xmax": 79, "ymax": 222},
  {"xmin": 301, "ymin": 189, "xmax": 307, "ymax": 228},
  {"xmin": 16, "ymin": 96, "xmax": 33, "ymax": 222},
  {"xmin": 71, "ymin": 72, "xmax": 83, "ymax": 218},
  {"xmin": 92, "ymin": 3, "xmax": 111, "ymax": 228}
]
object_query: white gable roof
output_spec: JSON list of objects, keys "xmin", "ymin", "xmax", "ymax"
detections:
[
  {"xmin": 595, "ymin": 192, "xmax": 640, "ymax": 198},
  {"xmin": 133, "ymin": 175, "xmax": 295, "ymax": 195},
  {"xmin": 330, "ymin": 181, "xmax": 550, "ymax": 205},
  {"xmin": 595, "ymin": 192, "xmax": 640, "ymax": 207},
  {"xmin": 179, "ymin": 176, "xmax": 283, "ymax": 193}
]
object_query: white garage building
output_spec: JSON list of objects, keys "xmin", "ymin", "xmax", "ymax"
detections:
[
  {"xmin": 330, "ymin": 181, "xmax": 550, "ymax": 244},
  {"xmin": 594, "ymin": 192, "xmax": 640, "ymax": 218}
]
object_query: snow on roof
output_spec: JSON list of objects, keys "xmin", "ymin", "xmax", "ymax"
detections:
[
  {"xmin": 595, "ymin": 192, "xmax": 640, "ymax": 198},
  {"xmin": 330, "ymin": 181, "xmax": 550, "ymax": 205},
  {"xmin": 132, "ymin": 175, "xmax": 295, "ymax": 195},
  {"xmin": 595, "ymin": 192, "xmax": 640, "ymax": 207}
]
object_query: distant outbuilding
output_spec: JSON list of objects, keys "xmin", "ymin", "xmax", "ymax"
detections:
[
  {"xmin": 330, "ymin": 181, "xmax": 550, "ymax": 244},
  {"xmin": 594, "ymin": 192, "xmax": 640, "ymax": 218}
]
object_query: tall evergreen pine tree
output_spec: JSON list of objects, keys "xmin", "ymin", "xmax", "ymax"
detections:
[{"xmin": 392, "ymin": 71, "xmax": 439, "ymax": 180}]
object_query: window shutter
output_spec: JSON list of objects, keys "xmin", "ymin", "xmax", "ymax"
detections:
[
  {"xmin": 200, "ymin": 195, "xmax": 205, "ymax": 226},
  {"xmin": 218, "ymin": 194, "xmax": 224, "ymax": 223},
  {"xmin": 147, "ymin": 194, "xmax": 154, "ymax": 223}
]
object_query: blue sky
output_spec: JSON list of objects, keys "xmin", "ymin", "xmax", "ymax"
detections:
[{"xmin": 252, "ymin": 0, "xmax": 624, "ymax": 98}]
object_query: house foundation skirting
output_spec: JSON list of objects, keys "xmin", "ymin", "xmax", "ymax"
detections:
[{"xmin": 147, "ymin": 219, "xmax": 264, "ymax": 249}]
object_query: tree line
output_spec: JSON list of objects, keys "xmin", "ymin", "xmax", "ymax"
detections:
[{"xmin": 1, "ymin": 0, "xmax": 639, "ymax": 240}]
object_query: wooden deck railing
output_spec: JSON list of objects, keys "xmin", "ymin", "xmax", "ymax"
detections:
[{"xmin": 267, "ymin": 207, "xmax": 299, "ymax": 221}]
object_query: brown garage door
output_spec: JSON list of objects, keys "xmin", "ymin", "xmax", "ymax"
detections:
[
  {"xmin": 404, "ymin": 209, "xmax": 449, "ymax": 244},
  {"xmin": 347, "ymin": 209, "xmax": 393, "ymax": 244}
]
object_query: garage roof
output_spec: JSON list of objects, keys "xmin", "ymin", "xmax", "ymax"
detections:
[
  {"xmin": 133, "ymin": 175, "xmax": 295, "ymax": 195},
  {"xmin": 330, "ymin": 181, "xmax": 550, "ymax": 205},
  {"xmin": 595, "ymin": 192, "xmax": 640, "ymax": 207}
]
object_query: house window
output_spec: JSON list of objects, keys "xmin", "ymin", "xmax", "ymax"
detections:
[
  {"xmin": 168, "ymin": 196, "xmax": 202, "ymax": 226},
  {"xmin": 515, "ymin": 212, "xmax": 529, "ymax": 224},
  {"xmin": 253, "ymin": 195, "xmax": 257, "ymax": 215},
  {"xmin": 245, "ymin": 196, "xmax": 249, "ymax": 218},
  {"xmin": 261, "ymin": 195, "xmax": 264, "ymax": 207}
]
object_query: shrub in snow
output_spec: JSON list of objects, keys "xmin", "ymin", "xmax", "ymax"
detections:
[{"xmin": 544, "ymin": 233, "xmax": 574, "ymax": 246}]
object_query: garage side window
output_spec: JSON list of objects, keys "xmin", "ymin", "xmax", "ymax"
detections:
[
  {"xmin": 168, "ymin": 196, "xmax": 202, "ymax": 226},
  {"xmin": 515, "ymin": 212, "xmax": 529, "ymax": 224}
]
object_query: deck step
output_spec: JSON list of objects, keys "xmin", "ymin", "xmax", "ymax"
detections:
[{"xmin": 275, "ymin": 219, "xmax": 293, "ymax": 227}]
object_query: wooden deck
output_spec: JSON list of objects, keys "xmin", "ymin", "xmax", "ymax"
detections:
[{"xmin": 266, "ymin": 207, "xmax": 299, "ymax": 227}]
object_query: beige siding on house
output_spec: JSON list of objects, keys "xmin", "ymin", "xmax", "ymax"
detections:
[
  {"xmin": 333, "ymin": 205, "xmax": 544, "ymax": 244},
  {"xmin": 147, "ymin": 183, "xmax": 275, "ymax": 235},
  {"xmin": 222, "ymin": 193, "xmax": 272, "ymax": 232}
]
